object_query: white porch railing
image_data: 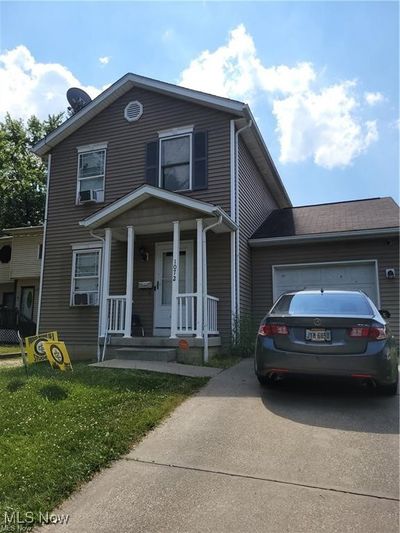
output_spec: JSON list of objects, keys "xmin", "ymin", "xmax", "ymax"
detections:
[
  {"xmin": 176, "ymin": 293, "xmax": 219, "ymax": 336},
  {"xmin": 177, "ymin": 293, "xmax": 196, "ymax": 334},
  {"xmin": 107, "ymin": 296, "xmax": 126, "ymax": 334},
  {"xmin": 206, "ymin": 295, "xmax": 219, "ymax": 334}
]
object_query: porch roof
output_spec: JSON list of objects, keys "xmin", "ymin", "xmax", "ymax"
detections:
[{"xmin": 79, "ymin": 185, "xmax": 237, "ymax": 234}]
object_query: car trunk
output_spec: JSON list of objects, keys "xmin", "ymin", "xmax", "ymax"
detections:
[{"xmin": 269, "ymin": 316, "xmax": 374, "ymax": 354}]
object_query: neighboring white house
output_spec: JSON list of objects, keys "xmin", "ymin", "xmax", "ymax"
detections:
[{"xmin": 0, "ymin": 226, "xmax": 43, "ymax": 325}]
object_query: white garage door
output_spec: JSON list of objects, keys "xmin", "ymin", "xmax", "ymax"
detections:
[{"xmin": 273, "ymin": 261, "xmax": 379, "ymax": 306}]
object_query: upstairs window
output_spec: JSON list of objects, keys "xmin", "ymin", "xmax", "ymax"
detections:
[
  {"xmin": 71, "ymin": 249, "xmax": 101, "ymax": 306},
  {"xmin": 146, "ymin": 127, "xmax": 208, "ymax": 192},
  {"xmin": 160, "ymin": 135, "xmax": 191, "ymax": 192},
  {"xmin": 77, "ymin": 143, "xmax": 107, "ymax": 204}
]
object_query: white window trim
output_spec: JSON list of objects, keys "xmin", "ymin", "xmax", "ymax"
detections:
[
  {"xmin": 158, "ymin": 125, "xmax": 193, "ymax": 138},
  {"xmin": 76, "ymin": 147, "xmax": 107, "ymax": 205},
  {"xmin": 77, "ymin": 142, "xmax": 108, "ymax": 153},
  {"xmin": 70, "ymin": 248, "xmax": 102, "ymax": 306},
  {"xmin": 71, "ymin": 241, "xmax": 104, "ymax": 250},
  {"xmin": 158, "ymin": 132, "xmax": 193, "ymax": 192}
]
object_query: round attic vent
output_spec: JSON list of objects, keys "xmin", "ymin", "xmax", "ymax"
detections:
[{"xmin": 124, "ymin": 101, "xmax": 143, "ymax": 122}]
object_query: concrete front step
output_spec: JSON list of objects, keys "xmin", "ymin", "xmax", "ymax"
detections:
[
  {"xmin": 115, "ymin": 347, "xmax": 176, "ymax": 362},
  {"xmin": 105, "ymin": 336, "xmax": 222, "ymax": 348}
]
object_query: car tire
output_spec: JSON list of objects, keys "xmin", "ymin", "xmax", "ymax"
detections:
[
  {"xmin": 257, "ymin": 374, "xmax": 276, "ymax": 388},
  {"xmin": 378, "ymin": 379, "xmax": 398, "ymax": 396}
]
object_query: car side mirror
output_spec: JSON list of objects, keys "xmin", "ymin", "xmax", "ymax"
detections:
[{"xmin": 379, "ymin": 309, "xmax": 391, "ymax": 319}]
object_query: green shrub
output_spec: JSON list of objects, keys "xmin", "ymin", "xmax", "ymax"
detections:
[{"xmin": 230, "ymin": 314, "xmax": 259, "ymax": 358}]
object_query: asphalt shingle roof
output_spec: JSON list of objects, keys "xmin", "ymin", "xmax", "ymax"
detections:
[{"xmin": 251, "ymin": 197, "xmax": 400, "ymax": 240}]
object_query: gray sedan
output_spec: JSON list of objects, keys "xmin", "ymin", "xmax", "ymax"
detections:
[{"xmin": 255, "ymin": 290, "xmax": 399, "ymax": 395}]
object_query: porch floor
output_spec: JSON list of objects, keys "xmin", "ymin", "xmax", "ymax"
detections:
[{"xmin": 90, "ymin": 359, "xmax": 222, "ymax": 378}]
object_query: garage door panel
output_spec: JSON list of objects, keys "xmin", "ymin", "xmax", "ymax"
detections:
[{"xmin": 273, "ymin": 262, "xmax": 378, "ymax": 305}]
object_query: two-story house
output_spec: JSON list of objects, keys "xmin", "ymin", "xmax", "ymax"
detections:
[
  {"xmin": 0, "ymin": 226, "xmax": 43, "ymax": 340},
  {"xmin": 32, "ymin": 73, "xmax": 399, "ymax": 362}
]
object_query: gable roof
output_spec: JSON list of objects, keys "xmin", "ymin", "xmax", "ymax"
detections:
[
  {"xmin": 31, "ymin": 72, "xmax": 291, "ymax": 208},
  {"xmin": 250, "ymin": 197, "xmax": 399, "ymax": 244},
  {"xmin": 79, "ymin": 184, "xmax": 237, "ymax": 233}
]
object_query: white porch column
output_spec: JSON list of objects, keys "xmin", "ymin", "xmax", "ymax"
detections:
[
  {"xmin": 124, "ymin": 225, "xmax": 135, "ymax": 337},
  {"xmin": 170, "ymin": 220, "xmax": 180, "ymax": 338},
  {"xmin": 101, "ymin": 227, "xmax": 112, "ymax": 337},
  {"xmin": 202, "ymin": 226, "xmax": 209, "ymax": 362},
  {"xmin": 196, "ymin": 218, "xmax": 203, "ymax": 338}
]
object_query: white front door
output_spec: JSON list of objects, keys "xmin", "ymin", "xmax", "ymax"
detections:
[{"xmin": 154, "ymin": 241, "xmax": 193, "ymax": 335}]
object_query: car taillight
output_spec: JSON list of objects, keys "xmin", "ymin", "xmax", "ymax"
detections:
[
  {"xmin": 258, "ymin": 324, "xmax": 289, "ymax": 336},
  {"xmin": 368, "ymin": 327, "xmax": 387, "ymax": 340},
  {"xmin": 349, "ymin": 326, "xmax": 387, "ymax": 340}
]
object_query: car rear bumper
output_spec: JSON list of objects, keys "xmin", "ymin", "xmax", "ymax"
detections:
[{"xmin": 255, "ymin": 337, "xmax": 398, "ymax": 385}]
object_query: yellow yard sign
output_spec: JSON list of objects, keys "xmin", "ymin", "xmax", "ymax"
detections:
[
  {"xmin": 43, "ymin": 341, "xmax": 73, "ymax": 371},
  {"xmin": 25, "ymin": 332, "xmax": 59, "ymax": 364}
]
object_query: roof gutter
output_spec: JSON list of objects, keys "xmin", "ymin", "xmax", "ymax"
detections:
[{"xmin": 249, "ymin": 227, "xmax": 400, "ymax": 247}]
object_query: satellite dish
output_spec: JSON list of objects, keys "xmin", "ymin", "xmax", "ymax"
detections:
[{"xmin": 66, "ymin": 87, "xmax": 92, "ymax": 114}]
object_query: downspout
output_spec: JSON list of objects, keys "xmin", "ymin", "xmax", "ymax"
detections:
[
  {"xmin": 90, "ymin": 230, "xmax": 105, "ymax": 362},
  {"xmin": 202, "ymin": 215, "xmax": 223, "ymax": 363},
  {"xmin": 36, "ymin": 154, "xmax": 51, "ymax": 334},
  {"xmin": 234, "ymin": 120, "xmax": 252, "ymax": 321}
]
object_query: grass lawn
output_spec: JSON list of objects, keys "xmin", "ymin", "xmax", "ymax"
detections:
[{"xmin": 0, "ymin": 363, "xmax": 207, "ymax": 531}]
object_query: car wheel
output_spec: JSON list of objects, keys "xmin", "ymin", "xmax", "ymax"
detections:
[{"xmin": 378, "ymin": 379, "xmax": 398, "ymax": 396}]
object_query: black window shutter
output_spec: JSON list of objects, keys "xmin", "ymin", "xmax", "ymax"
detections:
[
  {"xmin": 192, "ymin": 131, "xmax": 208, "ymax": 190},
  {"xmin": 145, "ymin": 141, "xmax": 159, "ymax": 187}
]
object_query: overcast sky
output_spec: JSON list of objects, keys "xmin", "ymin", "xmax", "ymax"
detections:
[{"xmin": 1, "ymin": 1, "xmax": 398, "ymax": 206}]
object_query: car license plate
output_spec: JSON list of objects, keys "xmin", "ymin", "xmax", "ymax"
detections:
[{"xmin": 305, "ymin": 328, "xmax": 331, "ymax": 342}]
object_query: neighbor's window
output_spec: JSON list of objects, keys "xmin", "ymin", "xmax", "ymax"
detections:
[
  {"xmin": 160, "ymin": 135, "xmax": 191, "ymax": 191},
  {"xmin": 77, "ymin": 149, "xmax": 106, "ymax": 203},
  {"xmin": 71, "ymin": 250, "xmax": 101, "ymax": 306}
]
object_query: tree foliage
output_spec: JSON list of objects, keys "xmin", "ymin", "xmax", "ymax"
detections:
[{"xmin": 0, "ymin": 113, "xmax": 64, "ymax": 229}]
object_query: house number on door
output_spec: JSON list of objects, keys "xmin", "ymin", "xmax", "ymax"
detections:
[{"xmin": 172, "ymin": 260, "xmax": 177, "ymax": 282}]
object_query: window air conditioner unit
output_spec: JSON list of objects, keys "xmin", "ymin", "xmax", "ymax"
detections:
[
  {"xmin": 79, "ymin": 189, "xmax": 100, "ymax": 204},
  {"xmin": 74, "ymin": 293, "xmax": 97, "ymax": 306}
]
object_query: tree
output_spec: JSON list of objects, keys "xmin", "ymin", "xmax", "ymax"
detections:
[{"xmin": 0, "ymin": 112, "xmax": 64, "ymax": 229}]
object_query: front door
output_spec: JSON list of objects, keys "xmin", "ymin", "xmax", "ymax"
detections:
[
  {"xmin": 154, "ymin": 241, "xmax": 193, "ymax": 335},
  {"xmin": 20, "ymin": 286, "xmax": 35, "ymax": 320}
]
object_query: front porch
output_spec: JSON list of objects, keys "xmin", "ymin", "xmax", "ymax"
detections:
[{"xmin": 79, "ymin": 185, "xmax": 237, "ymax": 363}]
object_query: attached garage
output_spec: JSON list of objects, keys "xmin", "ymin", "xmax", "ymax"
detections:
[
  {"xmin": 249, "ymin": 198, "xmax": 400, "ymax": 340},
  {"xmin": 273, "ymin": 261, "xmax": 379, "ymax": 306}
]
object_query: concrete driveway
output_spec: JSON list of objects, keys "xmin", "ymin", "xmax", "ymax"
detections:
[{"xmin": 41, "ymin": 359, "xmax": 399, "ymax": 533}]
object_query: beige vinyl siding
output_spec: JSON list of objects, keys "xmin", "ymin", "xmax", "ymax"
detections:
[
  {"xmin": 252, "ymin": 237, "xmax": 400, "ymax": 340},
  {"xmin": 108, "ymin": 197, "xmax": 203, "ymax": 230},
  {"xmin": 207, "ymin": 232, "xmax": 231, "ymax": 345},
  {"xmin": 49, "ymin": 87, "xmax": 233, "ymax": 215},
  {"xmin": 237, "ymin": 138, "xmax": 278, "ymax": 315},
  {"xmin": 40, "ymin": 87, "xmax": 234, "ymax": 351},
  {"xmin": 10, "ymin": 234, "xmax": 42, "ymax": 279},
  {"xmin": 0, "ymin": 261, "xmax": 11, "ymax": 284}
]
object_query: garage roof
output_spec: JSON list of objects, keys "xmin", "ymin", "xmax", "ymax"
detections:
[{"xmin": 251, "ymin": 197, "xmax": 399, "ymax": 240}]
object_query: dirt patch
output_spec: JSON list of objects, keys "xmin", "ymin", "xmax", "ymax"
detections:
[{"xmin": 0, "ymin": 357, "xmax": 23, "ymax": 368}]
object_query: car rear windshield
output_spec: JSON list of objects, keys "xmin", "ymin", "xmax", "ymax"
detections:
[{"xmin": 271, "ymin": 292, "xmax": 374, "ymax": 316}]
